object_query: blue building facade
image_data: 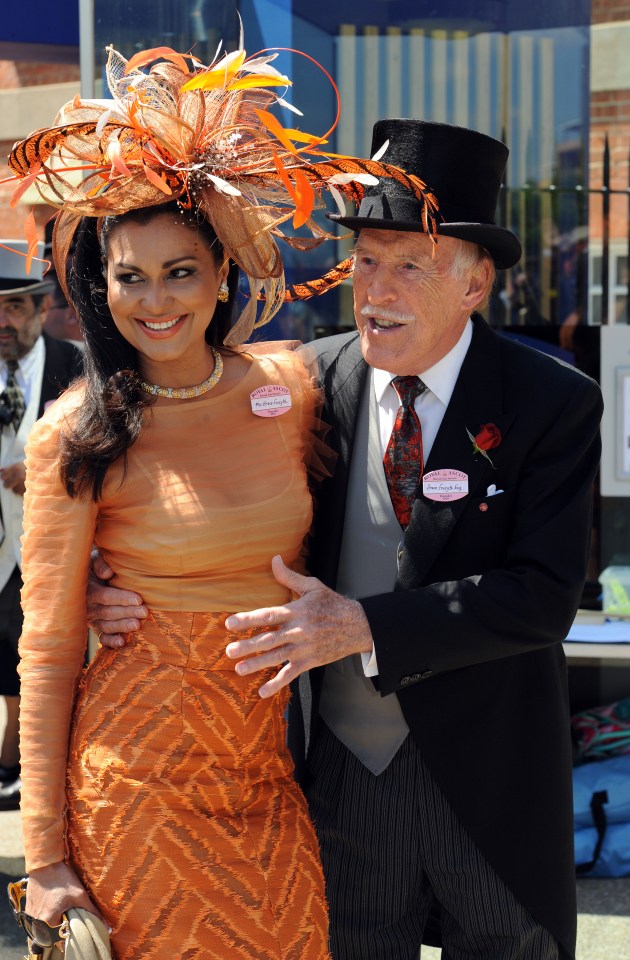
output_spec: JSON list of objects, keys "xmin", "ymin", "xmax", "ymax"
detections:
[
  {"xmin": 86, "ymin": 1, "xmax": 590, "ymax": 337},
  {"xmin": 2, "ymin": 1, "xmax": 592, "ymax": 337}
]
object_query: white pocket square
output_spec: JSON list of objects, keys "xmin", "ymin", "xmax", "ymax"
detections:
[{"xmin": 486, "ymin": 484, "xmax": 504, "ymax": 497}]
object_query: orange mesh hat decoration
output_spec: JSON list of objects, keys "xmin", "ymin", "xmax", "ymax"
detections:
[{"xmin": 6, "ymin": 31, "xmax": 439, "ymax": 345}]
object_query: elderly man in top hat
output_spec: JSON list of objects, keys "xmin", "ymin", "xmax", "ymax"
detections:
[
  {"xmin": 0, "ymin": 242, "xmax": 82, "ymax": 810},
  {"xmin": 90, "ymin": 120, "xmax": 602, "ymax": 960}
]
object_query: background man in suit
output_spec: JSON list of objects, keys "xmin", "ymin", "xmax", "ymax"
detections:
[
  {"xmin": 91, "ymin": 121, "xmax": 602, "ymax": 960},
  {"xmin": 0, "ymin": 241, "xmax": 82, "ymax": 810}
]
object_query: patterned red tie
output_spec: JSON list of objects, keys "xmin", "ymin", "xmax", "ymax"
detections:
[{"xmin": 383, "ymin": 376, "xmax": 426, "ymax": 529}]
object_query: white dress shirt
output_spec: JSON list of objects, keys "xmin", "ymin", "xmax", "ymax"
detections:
[
  {"xmin": 0, "ymin": 336, "xmax": 46, "ymax": 585},
  {"xmin": 372, "ymin": 318, "xmax": 473, "ymax": 462},
  {"xmin": 362, "ymin": 318, "xmax": 473, "ymax": 675},
  {"xmin": 0, "ymin": 336, "xmax": 44, "ymax": 409}
]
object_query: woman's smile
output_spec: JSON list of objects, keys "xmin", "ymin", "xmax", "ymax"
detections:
[{"xmin": 134, "ymin": 314, "xmax": 188, "ymax": 336}]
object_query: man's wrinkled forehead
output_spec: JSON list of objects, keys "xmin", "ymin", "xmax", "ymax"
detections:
[{"xmin": 354, "ymin": 227, "xmax": 444, "ymax": 261}]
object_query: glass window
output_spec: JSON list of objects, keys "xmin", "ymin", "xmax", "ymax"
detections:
[
  {"xmin": 93, "ymin": 0, "xmax": 591, "ymax": 337},
  {"xmin": 589, "ymin": 247, "xmax": 630, "ymax": 325}
]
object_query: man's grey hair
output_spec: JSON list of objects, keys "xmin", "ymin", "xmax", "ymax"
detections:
[{"xmin": 449, "ymin": 238, "xmax": 496, "ymax": 308}]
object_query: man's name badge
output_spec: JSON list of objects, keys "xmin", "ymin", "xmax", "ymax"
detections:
[
  {"xmin": 250, "ymin": 385, "xmax": 292, "ymax": 417},
  {"xmin": 422, "ymin": 468, "xmax": 469, "ymax": 502}
]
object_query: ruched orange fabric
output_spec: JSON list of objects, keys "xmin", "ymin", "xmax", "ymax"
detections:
[{"xmin": 19, "ymin": 349, "xmax": 331, "ymax": 960}]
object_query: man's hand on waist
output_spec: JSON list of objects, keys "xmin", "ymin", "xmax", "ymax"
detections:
[
  {"xmin": 87, "ymin": 549, "xmax": 148, "ymax": 648},
  {"xmin": 225, "ymin": 555, "xmax": 373, "ymax": 698}
]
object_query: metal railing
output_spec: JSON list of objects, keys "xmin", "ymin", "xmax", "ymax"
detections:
[{"xmin": 495, "ymin": 135, "xmax": 630, "ymax": 328}]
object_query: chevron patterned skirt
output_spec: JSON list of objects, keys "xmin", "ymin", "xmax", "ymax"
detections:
[{"xmin": 66, "ymin": 610, "xmax": 330, "ymax": 960}]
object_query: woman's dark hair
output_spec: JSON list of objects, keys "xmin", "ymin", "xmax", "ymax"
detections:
[{"xmin": 59, "ymin": 201, "xmax": 238, "ymax": 500}]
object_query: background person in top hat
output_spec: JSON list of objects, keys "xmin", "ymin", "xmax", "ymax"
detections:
[
  {"xmin": 0, "ymin": 241, "xmax": 82, "ymax": 809},
  {"xmin": 42, "ymin": 264, "xmax": 84, "ymax": 348},
  {"xmin": 92, "ymin": 120, "xmax": 602, "ymax": 960}
]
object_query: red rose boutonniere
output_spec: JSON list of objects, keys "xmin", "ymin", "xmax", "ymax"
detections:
[{"xmin": 466, "ymin": 422, "xmax": 501, "ymax": 468}]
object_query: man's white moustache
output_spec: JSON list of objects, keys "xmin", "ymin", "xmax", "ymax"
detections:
[{"xmin": 360, "ymin": 306, "xmax": 416, "ymax": 323}]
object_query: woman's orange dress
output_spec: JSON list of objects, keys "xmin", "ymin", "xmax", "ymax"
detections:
[{"xmin": 18, "ymin": 350, "xmax": 331, "ymax": 960}]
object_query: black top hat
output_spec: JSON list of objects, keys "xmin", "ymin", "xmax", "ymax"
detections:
[{"xmin": 328, "ymin": 119, "xmax": 521, "ymax": 269}]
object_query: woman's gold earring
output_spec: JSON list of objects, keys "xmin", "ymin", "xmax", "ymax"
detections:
[{"xmin": 218, "ymin": 281, "xmax": 229, "ymax": 303}]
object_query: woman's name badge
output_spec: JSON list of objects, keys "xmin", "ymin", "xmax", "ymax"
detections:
[
  {"xmin": 422, "ymin": 468, "xmax": 469, "ymax": 502},
  {"xmin": 250, "ymin": 385, "xmax": 292, "ymax": 417}
]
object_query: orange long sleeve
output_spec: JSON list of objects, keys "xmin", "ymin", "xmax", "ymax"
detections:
[{"xmin": 19, "ymin": 391, "xmax": 98, "ymax": 870}]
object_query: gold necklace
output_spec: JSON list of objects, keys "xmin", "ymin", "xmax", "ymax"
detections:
[{"xmin": 139, "ymin": 347, "xmax": 224, "ymax": 399}]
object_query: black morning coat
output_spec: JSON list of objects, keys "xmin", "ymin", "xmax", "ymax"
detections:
[
  {"xmin": 295, "ymin": 315, "xmax": 603, "ymax": 960},
  {"xmin": 39, "ymin": 333, "xmax": 83, "ymax": 415}
]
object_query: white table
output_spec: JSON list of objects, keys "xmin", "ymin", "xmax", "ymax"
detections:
[
  {"xmin": 564, "ymin": 641, "xmax": 630, "ymax": 666},
  {"xmin": 564, "ymin": 612, "xmax": 630, "ymax": 666},
  {"xmin": 563, "ymin": 613, "xmax": 630, "ymax": 705}
]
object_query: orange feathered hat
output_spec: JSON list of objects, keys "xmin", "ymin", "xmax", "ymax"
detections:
[{"xmin": 6, "ymin": 36, "xmax": 439, "ymax": 344}]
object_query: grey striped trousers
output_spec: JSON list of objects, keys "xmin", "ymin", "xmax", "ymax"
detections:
[{"xmin": 305, "ymin": 723, "xmax": 559, "ymax": 960}]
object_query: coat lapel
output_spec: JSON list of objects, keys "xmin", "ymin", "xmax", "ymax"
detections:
[
  {"xmin": 398, "ymin": 318, "xmax": 515, "ymax": 588},
  {"xmin": 309, "ymin": 334, "xmax": 368, "ymax": 587}
]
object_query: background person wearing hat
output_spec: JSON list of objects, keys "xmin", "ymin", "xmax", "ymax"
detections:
[
  {"xmin": 42, "ymin": 263, "xmax": 84, "ymax": 349},
  {"xmin": 0, "ymin": 242, "xmax": 82, "ymax": 810},
  {"xmin": 92, "ymin": 120, "xmax": 603, "ymax": 960}
]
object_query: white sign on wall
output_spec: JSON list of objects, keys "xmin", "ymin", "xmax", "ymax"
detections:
[
  {"xmin": 601, "ymin": 327, "xmax": 630, "ymax": 496},
  {"xmin": 619, "ymin": 369, "xmax": 630, "ymax": 479}
]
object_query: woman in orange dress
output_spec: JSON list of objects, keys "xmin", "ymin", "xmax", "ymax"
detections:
[
  {"xmin": 8, "ymin": 39, "xmax": 406, "ymax": 960},
  {"xmin": 19, "ymin": 202, "xmax": 329, "ymax": 960}
]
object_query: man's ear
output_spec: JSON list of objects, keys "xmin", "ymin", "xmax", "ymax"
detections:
[
  {"xmin": 462, "ymin": 259, "xmax": 494, "ymax": 313},
  {"xmin": 38, "ymin": 293, "xmax": 52, "ymax": 317}
]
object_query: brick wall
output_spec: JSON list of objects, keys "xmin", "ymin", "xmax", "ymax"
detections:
[
  {"xmin": 593, "ymin": 0, "xmax": 630, "ymax": 24},
  {"xmin": 0, "ymin": 138, "xmax": 52, "ymax": 238},
  {"xmin": 590, "ymin": 6, "xmax": 630, "ymax": 242},
  {"xmin": 589, "ymin": 130, "xmax": 630, "ymax": 239},
  {"xmin": 592, "ymin": 88, "xmax": 630, "ymax": 125},
  {"xmin": 0, "ymin": 60, "xmax": 78, "ymax": 238},
  {"xmin": 0, "ymin": 61, "xmax": 80, "ymax": 89},
  {"xmin": 0, "ymin": 139, "xmax": 20, "ymax": 237},
  {"xmin": 0, "ymin": 137, "xmax": 28, "ymax": 239}
]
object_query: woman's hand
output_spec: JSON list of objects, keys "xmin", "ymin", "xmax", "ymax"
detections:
[{"xmin": 25, "ymin": 861, "xmax": 104, "ymax": 928}]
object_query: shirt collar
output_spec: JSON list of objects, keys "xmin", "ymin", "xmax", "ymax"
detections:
[
  {"xmin": 1, "ymin": 336, "xmax": 43, "ymax": 382},
  {"xmin": 373, "ymin": 318, "xmax": 473, "ymax": 407}
]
